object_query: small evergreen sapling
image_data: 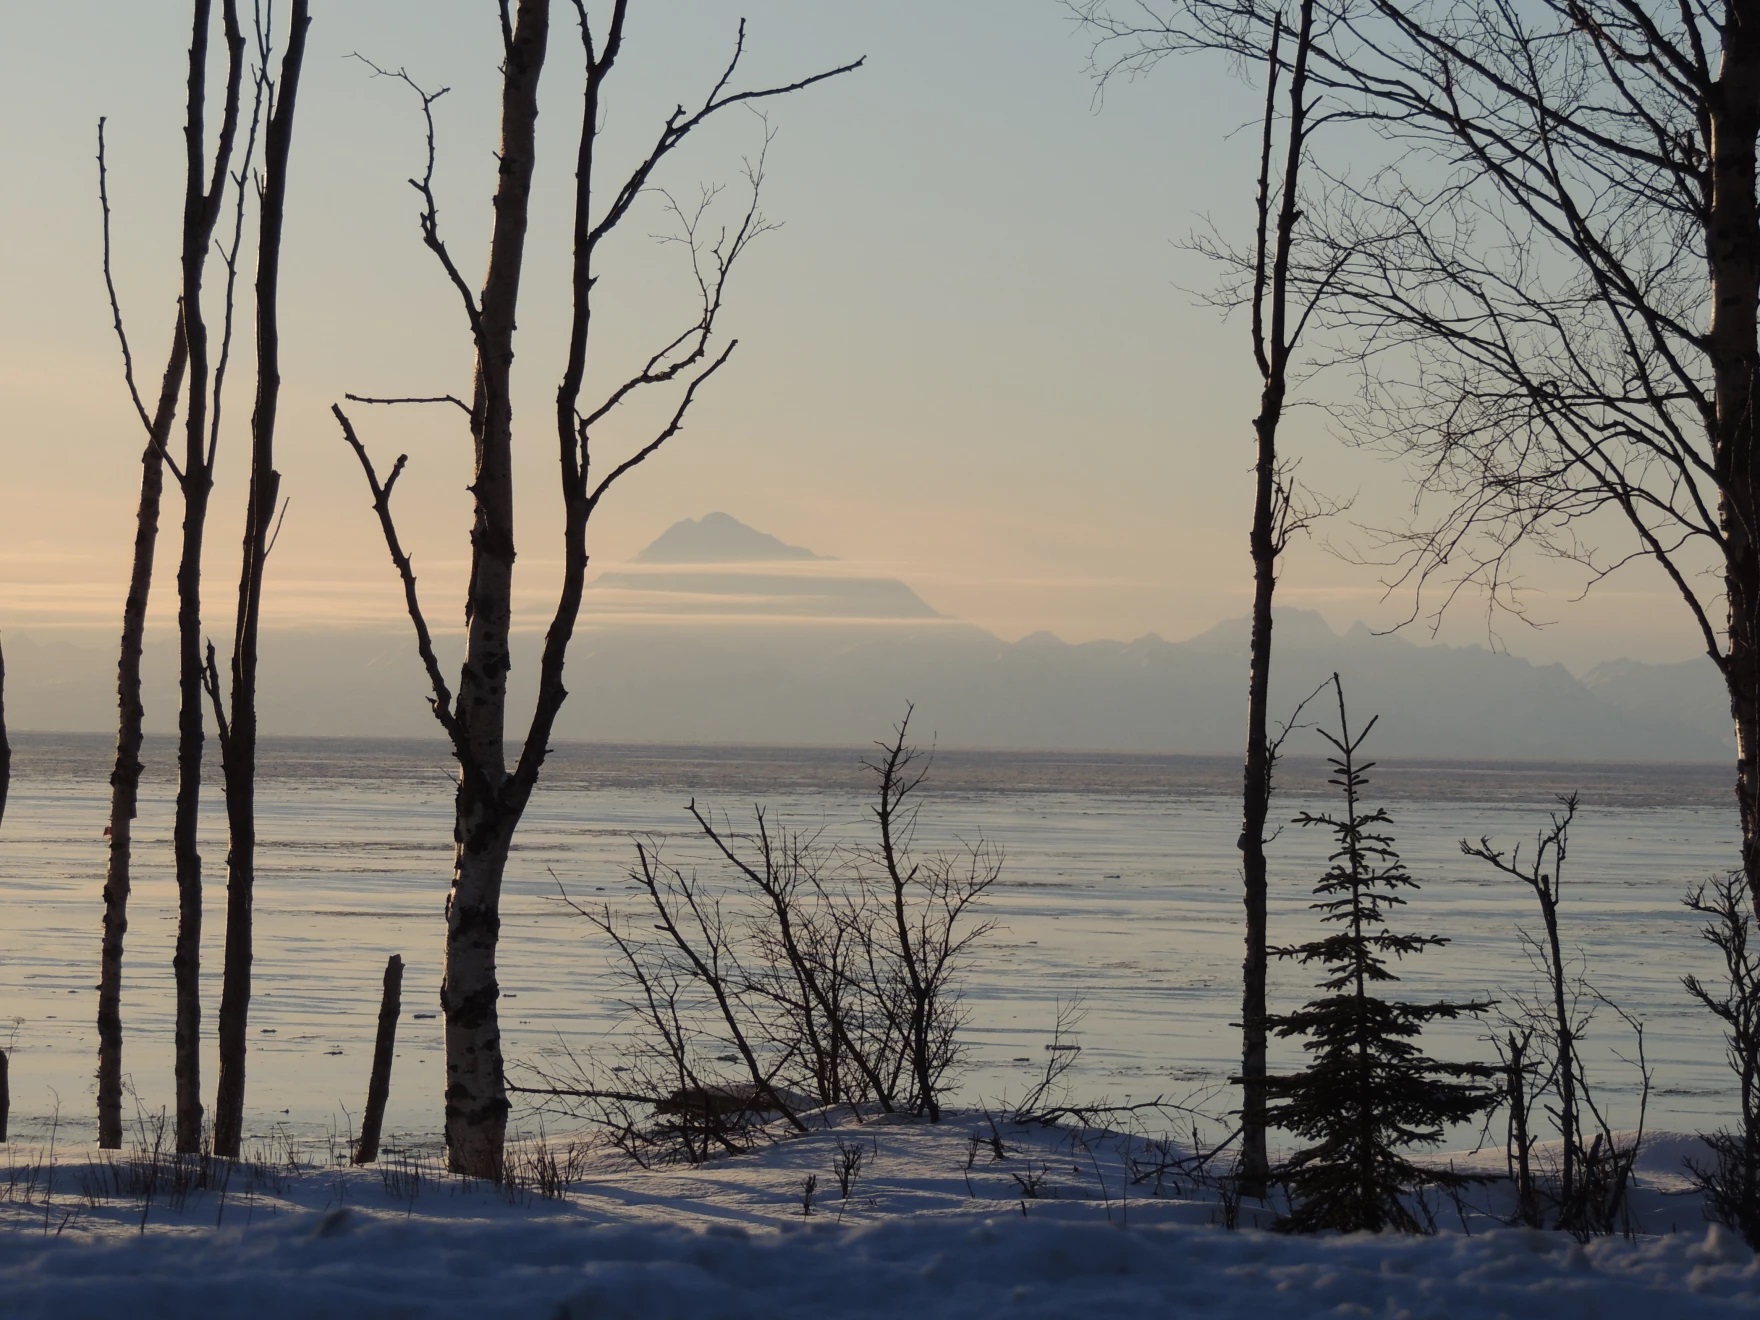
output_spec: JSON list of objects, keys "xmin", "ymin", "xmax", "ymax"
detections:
[{"xmin": 1264, "ymin": 676, "xmax": 1498, "ymax": 1233}]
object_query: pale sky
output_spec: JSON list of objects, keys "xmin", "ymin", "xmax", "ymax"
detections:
[{"xmin": 0, "ymin": 0, "xmax": 1711, "ymax": 673}]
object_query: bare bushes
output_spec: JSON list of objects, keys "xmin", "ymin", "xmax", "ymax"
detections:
[
  {"xmin": 1683, "ymin": 874, "xmax": 1760, "ymax": 1249},
  {"xmin": 1463, "ymin": 798, "xmax": 1651, "ymax": 1237},
  {"xmin": 520, "ymin": 716, "xmax": 997, "ymax": 1162}
]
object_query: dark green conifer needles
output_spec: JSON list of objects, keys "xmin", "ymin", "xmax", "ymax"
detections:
[{"xmin": 1265, "ymin": 675, "xmax": 1498, "ymax": 1233}]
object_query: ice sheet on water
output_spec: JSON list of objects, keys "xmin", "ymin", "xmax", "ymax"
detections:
[{"xmin": 0, "ymin": 734, "xmax": 1744, "ymax": 1149}]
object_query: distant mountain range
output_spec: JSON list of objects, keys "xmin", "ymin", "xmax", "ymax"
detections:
[{"xmin": 3, "ymin": 513, "xmax": 1731, "ymax": 760}]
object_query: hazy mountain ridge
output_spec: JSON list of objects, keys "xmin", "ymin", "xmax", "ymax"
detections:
[
  {"xmin": 7, "ymin": 613, "xmax": 1728, "ymax": 759},
  {"xmin": 1583, "ymin": 655, "xmax": 1729, "ymax": 747},
  {"xmin": 1, "ymin": 514, "xmax": 1731, "ymax": 760},
  {"xmin": 633, "ymin": 511, "xmax": 825, "ymax": 564}
]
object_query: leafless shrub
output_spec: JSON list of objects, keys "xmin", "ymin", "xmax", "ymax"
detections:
[
  {"xmin": 515, "ymin": 714, "xmax": 996, "ymax": 1162},
  {"xmin": 833, "ymin": 1138, "xmax": 868, "ymax": 1199},
  {"xmin": 1683, "ymin": 873, "xmax": 1760, "ymax": 1249},
  {"xmin": 972, "ymin": 1112, "xmax": 1013, "ymax": 1166},
  {"xmin": 1117, "ymin": 1117, "xmax": 1248, "ymax": 1219},
  {"xmin": 1007, "ymin": 1000, "xmax": 1084, "ymax": 1124},
  {"xmin": 1010, "ymin": 1159, "xmax": 1049, "ymax": 1199},
  {"xmin": 1465, "ymin": 799, "xmax": 1650, "ymax": 1236},
  {"xmin": 1127, "ymin": 1136, "xmax": 1185, "ymax": 1199},
  {"xmin": 0, "ymin": 1149, "xmax": 51, "ymax": 1208},
  {"xmin": 1211, "ymin": 1159, "xmax": 1242, "ymax": 1230},
  {"xmin": 377, "ymin": 1147, "xmax": 427, "ymax": 1212},
  {"xmin": 1492, "ymin": 1027, "xmax": 1542, "ymax": 1229},
  {"xmin": 504, "ymin": 1129, "xmax": 588, "ymax": 1202}
]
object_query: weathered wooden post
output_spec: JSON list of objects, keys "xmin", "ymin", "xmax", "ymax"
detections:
[{"xmin": 352, "ymin": 954, "xmax": 402, "ymax": 1164}]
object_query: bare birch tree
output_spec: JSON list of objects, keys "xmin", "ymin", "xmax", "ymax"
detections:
[
  {"xmin": 335, "ymin": 0, "xmax": 861, "ymax": 1177},
  {"xmin": 93, "ymin": 290, "xmax": 185, "ymax": 1150},
  {"xmin": 208, "ymin": 0, "xmax": 310, "ymax": 1160},
  {"xmin": 169, "ymin": 0, "xmax": 251, "ymax": 1154},
  {"xmin": 92, "ymin": 0, "xmax": 249, "ymax": 1152}
]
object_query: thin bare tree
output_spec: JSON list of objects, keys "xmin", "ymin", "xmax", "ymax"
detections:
[
  {"xmin": 1463, "ymin": 799, "xmax": 1586, "ymax": 1222},
  {"xmin": 1231, "ymin": 0, "xmax": 1327, "ymax": 1196},
  {"xmin": 209, "ymin": 0, "xmax": 310, "ymax": 1161},
  {"xmin": 335, "ymin": 0, "xmax": 861, "ymax": 1176},
  {"xmin": 93, "ymin": 285, "xmax": 185, "ymax": 1150},
  {"xmin": 169, "ymin": 0, "xmax": 251, "ymax": 1154},
  {"xmin": 0, "ymin": 635, "xmax": 9, "ymax": 831},
  {"xmin": 92, "ymin": 0, "xmax": 249, "ymax": 1152},
  {"xmin": 1072, "ymin": 0, "xmax": 1336, "ymax": 1192}
]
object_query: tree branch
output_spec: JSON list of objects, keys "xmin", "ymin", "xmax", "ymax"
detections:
[{"xmin": 330, "ymin": 402, "xmax": 481, "ymax": 779}]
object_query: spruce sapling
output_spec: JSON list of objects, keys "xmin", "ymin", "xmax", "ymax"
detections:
[{"xmin": 1264, "ymin": 675, "xmax": 1498, "ymax": 1233}]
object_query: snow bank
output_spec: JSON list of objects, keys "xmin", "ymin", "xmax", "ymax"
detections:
[
  {"xmin": 4, "ymin": 1203, "xmax": 1756, "ymax": 1320},
  {"xmin": 0, "ymin": 1112, "xmax": 1753, "ymax": 1319}
]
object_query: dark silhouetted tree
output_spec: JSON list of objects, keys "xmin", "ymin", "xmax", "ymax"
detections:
[
  {"xmin": 1070, "ymin": 0, "xmax": 1342, "ymax": 1193},
  {"xmin": 1073, "ymin": 0, "xmax": 1760, "ymax": 929},
  {"xmin": 1231, "ymin": 0, "xmax": 1336, "ymax": 1194},
  {"xmin": 1075, "ymin": 0, "xmax": 1760, "ymax": 1231},
  {"xmin": 0, "ymin": 635, "xmax": 9, "ymax": 831},
  {"xmin": 209, "ymin": 0, "xmax": 310, "ymax": 1160},
  {"xmin": 93, "ymin": 201, "xmax": 186, "ymax": 1147},
  {"xmin": 1684, "ymin": 874, "xmax": 1760, "ymax": 1248},
  {"xmin": 1265, "ymin": 674, "xmax": 1497, "ymax": 1233},
  {"xmin": 93, "ymin": 0, "xmax": 249, "ymax": 1153}
]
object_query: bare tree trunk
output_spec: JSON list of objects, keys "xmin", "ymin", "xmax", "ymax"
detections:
[
  {"xmin": 172, "ymin": 0, "xmax": 246, "ymax": 1154},
  {"xmin": 353, "ymin": 954, "xmax": 403, "ymax": 1165},
  {"xmin": 1237, "ymin": 134, "xmax": 1280, "ymax": 1198},
  {"xmin": 444, "ymin": 812, "xmax": 520, "ymax": 1174},
  {"xmin": 97, "ymin": 320, "xmax": 187, "ymax": 1150},
  {"xmin": 213, "ymin": 0, "xmax": 309, "ymax": 1161},
  {"xmin": 1239, "ymin": 526, "xmax": 1275, "ymax": 1196},
  {"xmin": 1237, "ymin": 2, "xmax": 1313, "ymax": 1198},
  {"xmin": 0, "ymin": 636, "xmax": 9, "ymax": 833},
  {"xmin": 1708, "ymin": 5, "xmax": 1760, "ymax": 918},
  {"xmin": 434, "ymin": 0, "xmax": 549, "ymax": 1179}
]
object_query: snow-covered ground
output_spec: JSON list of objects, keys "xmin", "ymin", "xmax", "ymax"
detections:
[{"xmin": 2, "ymin": 1110, "xmax": 1754, "ymax": 1318}]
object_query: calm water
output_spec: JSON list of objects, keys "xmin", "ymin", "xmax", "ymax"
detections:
[{"xmin": 0, "ymin": 733, "xmax": 1742, "ymax": 1149}]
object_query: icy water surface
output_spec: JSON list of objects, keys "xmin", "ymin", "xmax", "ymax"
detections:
[{"xmin": 0, "ymin": 733, "xmax": 1742, "ymax": 1148}]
